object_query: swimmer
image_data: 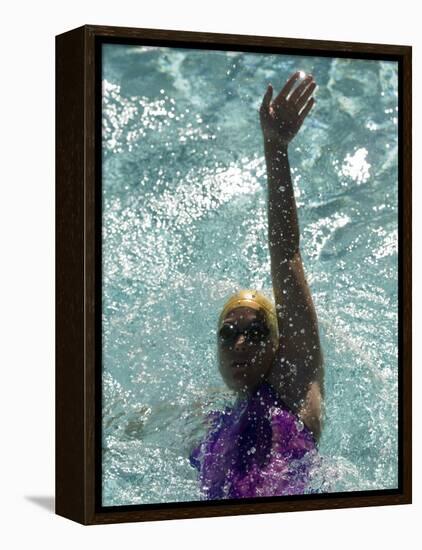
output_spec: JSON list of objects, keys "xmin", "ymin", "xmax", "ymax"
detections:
[{"xmin": 190, "ymin": 72, "xmax": 325, "ymax": 499}]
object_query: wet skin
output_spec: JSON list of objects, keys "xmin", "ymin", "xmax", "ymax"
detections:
[{"xmin": 217, "ymin": 307, "xmax": 277, "ymax": 395}]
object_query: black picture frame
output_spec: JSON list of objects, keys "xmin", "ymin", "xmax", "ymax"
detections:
[{"xmin": 56, "ymin": 24, "xmax": 412, "ymax": 525}]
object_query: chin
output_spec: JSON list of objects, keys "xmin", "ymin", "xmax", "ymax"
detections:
[{"xmin": 230, "ymin": 376, "xmax": 262, "ymax": 394}]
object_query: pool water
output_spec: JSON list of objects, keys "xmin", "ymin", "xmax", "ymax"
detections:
[{"xmin": 101, "ymin": 43, "xmax": 399, "ymax": 506}]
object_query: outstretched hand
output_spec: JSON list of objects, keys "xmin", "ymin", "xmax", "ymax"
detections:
[{"xmin": 260, "ymin": 71, "xmax": 316, "ymax": 147}]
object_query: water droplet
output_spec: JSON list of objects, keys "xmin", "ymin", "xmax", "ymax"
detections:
[{"xmin": 295, "ymin": 419, "xmax": 304, "ymax": 431}]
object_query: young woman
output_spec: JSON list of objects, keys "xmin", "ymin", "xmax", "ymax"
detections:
[{"xmin": 190, "ymin": 71, "xmax": 325, "ymax": 499}]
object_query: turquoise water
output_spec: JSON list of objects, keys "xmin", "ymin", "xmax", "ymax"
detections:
[{"xmin": 101, "ymin": 44, "xmax": 399, "ymax": 506}]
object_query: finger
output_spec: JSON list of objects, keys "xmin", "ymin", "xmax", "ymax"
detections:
[
  {"xmin": 297, "ymin": 97, "xmax": 315, "ymax": 127},
  {"xmin": 296, "ymin": 81, "xmax": 316, "ymax": 111},
  {"xmin": 260, "ymin": 84, "xmax": 273, "ymax": 114},
  {"xmin": 273, "ymin": 71, "xmax": 301, "ymax": 105},
  {"xmin": 289, "ymin": 75, "xmax": 313, "ymax": 104}
]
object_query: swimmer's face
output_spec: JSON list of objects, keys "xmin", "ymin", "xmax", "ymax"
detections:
[{"xmin": 217, "ymin": 307, "xmax": 277, "ymax": 394}]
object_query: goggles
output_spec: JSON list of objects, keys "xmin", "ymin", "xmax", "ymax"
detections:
[{"xmin": 218, "ymin": 320, "xmax": 270, "ymax": 346}]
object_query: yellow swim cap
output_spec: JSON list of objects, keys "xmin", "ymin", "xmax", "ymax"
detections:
[{"xmin": 218, "ymin": 289, "xmax": 279, "ymax": 346}]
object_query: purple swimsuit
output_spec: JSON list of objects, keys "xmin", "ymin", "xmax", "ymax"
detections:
[{"xmin": 190, "ymin": 382, "xmax": 321, "ymax": 499}]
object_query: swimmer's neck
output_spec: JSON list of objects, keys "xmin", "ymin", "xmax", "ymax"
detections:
[{"xmin": 234, "ymin": 380, "xmax": 271, "ymax": 400}]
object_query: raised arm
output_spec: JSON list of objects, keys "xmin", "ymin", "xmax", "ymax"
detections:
[{"xmin": 260, "ymin": 72, "xmax": 324, "ymax": 441}]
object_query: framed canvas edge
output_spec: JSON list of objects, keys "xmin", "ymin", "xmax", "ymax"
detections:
[{"xmin": 55, "ymin": 24, "xmax": 412, "ymax": 526}]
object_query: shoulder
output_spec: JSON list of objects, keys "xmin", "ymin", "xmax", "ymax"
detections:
[
  {"xmin": 297, "ymin": 381, "xmax": 324, "ymax": 443},
  {"xmin": 267, "ymin": 397, "xmax": 319, "ymax": 455},
  {"xmin": 264, "ymin": 378, "xmax": 323, "ymax": 444}
]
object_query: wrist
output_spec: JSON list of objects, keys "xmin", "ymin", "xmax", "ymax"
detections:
[
  {"xmin": 263, "ymin": 137, "xmax": 289, "ymax": 155},
  {"xmin": 264, "ymin": 139, "xmax": 289, "ymax": 165}
]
